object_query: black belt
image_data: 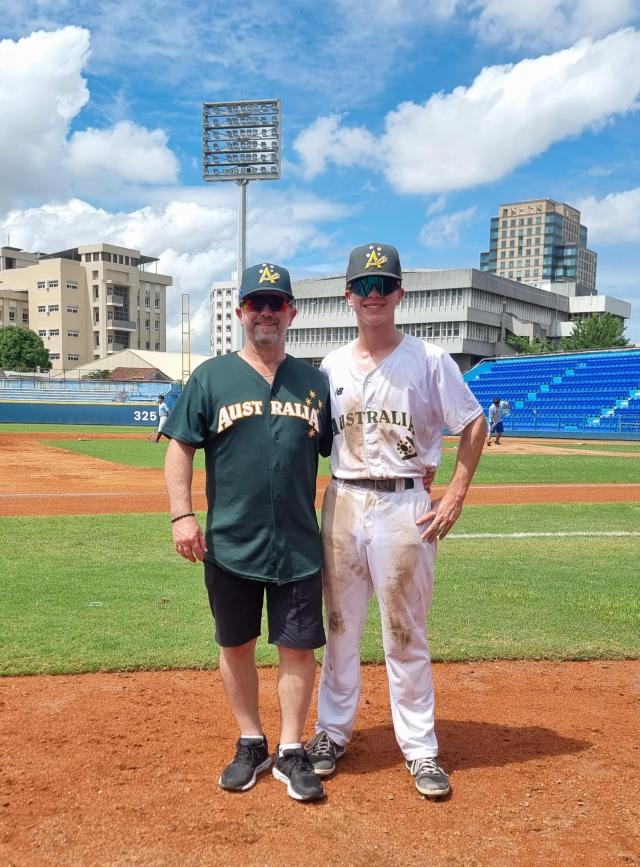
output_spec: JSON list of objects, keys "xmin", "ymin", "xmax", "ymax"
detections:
[{"xmin": 336, "ymin": 477, "xmax": 415, "ymax": 492}]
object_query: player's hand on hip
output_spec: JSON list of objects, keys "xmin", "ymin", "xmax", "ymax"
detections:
[
  {"xmin": 422, "ymin": 466, "xmax": 436, "ymax": 492},
  {"xmin": 172, "ymin": 517, "xmax": 208, "ymax": 563},
  {"xmin": 416, "ymin": 494, "xmax": 463, "ymax": 543}
]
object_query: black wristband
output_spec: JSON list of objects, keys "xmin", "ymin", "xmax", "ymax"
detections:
[{"xmin": 170, "ymin": 512, "xmax": 195, "ymax": 524}]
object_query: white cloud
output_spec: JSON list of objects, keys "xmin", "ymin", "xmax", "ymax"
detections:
[
  {"xmin": 294, "ymin": 29, "xmax": 640, "ymax": 195},
  {"xmin": 419, "ymin": 205, "xmax": 476, "ymax": 246},
  {"xmin": 577, "ymin": 188, "xmax": 640, "ymax": 243},
  {"xmin": 69, "ymin": 121, "xmax": 179, "ymax": 186},
  {"xmin": 0, "ymin": 27, "xmax": 89, "ymax": 210},
  {"xmin": 473, "ymin": 0, "xmax": 640, "ymax": 49},
  {"xmin": 293, "ymin": 115, "xmax": 378, "ymax": 180},
  {"xmin": 0, "ymin": 27, "xmax": 180, "ymax": 212}
]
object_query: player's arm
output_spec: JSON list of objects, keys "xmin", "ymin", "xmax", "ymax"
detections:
[
  {"xmin": 165, "ymin": 438, "xmax": 207, "ymax": 563},
  {"xmin": 417, "ymin": 412, "xmax": 486, "ymax": 542}
]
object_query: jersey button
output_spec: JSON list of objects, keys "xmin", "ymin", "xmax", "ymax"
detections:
[
  {"xmin": 274, "ymin": 433, "xmax": 280, "ymax": 441},
  {"xmin": 274, "ymin": 463, "xmax": 281, "ymax": 471}
]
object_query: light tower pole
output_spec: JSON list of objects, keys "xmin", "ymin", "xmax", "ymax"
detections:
[{"xmin": 203, "ymin": 100, "xmax": 281, "ymax": 351}]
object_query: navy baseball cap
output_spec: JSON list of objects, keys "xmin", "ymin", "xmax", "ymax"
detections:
[
  {"xmin": 238, "ymin": 263, "xmax": 293, "ymax": 301},
  {"xmin": 346, "ymin": 243, "xmax": 402, "ymax": 283}
]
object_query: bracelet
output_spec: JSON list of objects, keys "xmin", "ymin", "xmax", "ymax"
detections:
[{"xmin": 170, "ymin": 512, "xmax": 195, "ymax": 524}]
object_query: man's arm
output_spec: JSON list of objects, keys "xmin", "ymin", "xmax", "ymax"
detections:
[
  {"xmin": 165, "ymin": 438, "xmax": 207, "ymax": 563},
  {"xmin": 416, "ymin": 413, "xmax": 486, "ymax": 542}
]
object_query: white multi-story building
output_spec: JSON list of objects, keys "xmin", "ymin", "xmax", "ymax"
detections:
[
  {"xmin": 0, "ymin": 243, "xmax": 172, "ymax": 371},
  {"xmin": 288, "ymin": 268, "xmax": 631, "ymax": 371},
  {"xmin": 209, "ymin": 278, "xmax": 243, "ymax": 356}
]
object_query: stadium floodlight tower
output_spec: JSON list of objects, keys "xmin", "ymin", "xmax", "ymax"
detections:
[{"xmin": 202, "ymin": 99, "xmax": 281, "ymax": 285}]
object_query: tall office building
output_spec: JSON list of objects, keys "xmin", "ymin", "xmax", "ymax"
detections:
[
  {"xmin": 480, "ymin": 199, "xmax": 597, "ymax": 294},
  {"xmin": 0, "ymin": 243, "xmax": 172, "ymax": 371}
]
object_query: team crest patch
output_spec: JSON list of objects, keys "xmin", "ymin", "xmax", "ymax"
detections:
[
  {"xmin": 364, "ymin": 246, "xmax": 388, "ymax": 271},
  {"xmin": 258, "ymin": 264, "xmax": 280, "ymax": 284}
]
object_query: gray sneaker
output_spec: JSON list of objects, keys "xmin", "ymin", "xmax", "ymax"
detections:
[
  {"xmin": 406, "ymin": 756, "xmax": 450, "ymax": 798},
  {"xmin": 306, "ymin": 731, "xmax": 346, "ymax": 776}
]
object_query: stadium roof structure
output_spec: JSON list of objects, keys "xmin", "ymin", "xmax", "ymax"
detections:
[{"xmin": 57, "ymin": 349, "xmax": 213, "ymax": 382}]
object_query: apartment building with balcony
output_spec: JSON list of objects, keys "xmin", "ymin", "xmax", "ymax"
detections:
[
  {"xmin": 0, "ymin": 243, "xmax": 172, "ymax": 371},
  {"xmin": 209, "ymin": 278, "xmax": 243, "ymax": 356}
]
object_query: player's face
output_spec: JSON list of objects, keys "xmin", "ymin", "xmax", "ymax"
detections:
[
  {"xmin": 236, "ymin": 293, "xmax": 297, "ymax": 347},
  {"xmin": 345, "ymin": 282, "xmax": 404, "ymax": 326}
]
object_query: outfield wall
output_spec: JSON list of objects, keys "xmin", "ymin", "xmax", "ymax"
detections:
[{"xmin": 0, "ymin": 401, "xmax": 160, "ymax": 426}]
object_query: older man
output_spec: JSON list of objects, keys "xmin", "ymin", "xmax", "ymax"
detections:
[{"xmin": 163, "ymin": 262, "xmax": 332, "ymax": 801}]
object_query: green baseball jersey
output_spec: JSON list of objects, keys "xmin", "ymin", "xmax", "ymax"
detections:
[{"xmin": 163, "ymin": 353, "xmax": 332, "ymax": 584}]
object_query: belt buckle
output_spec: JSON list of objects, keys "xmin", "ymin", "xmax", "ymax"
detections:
[{"xmin": 374, "ymin": 479, "xmax": 393, "ymax": 492}]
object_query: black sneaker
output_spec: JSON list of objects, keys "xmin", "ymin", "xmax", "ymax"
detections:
[
  {"xmin": 272, "ymin": 747, "xmax": 326, "ymax": 801},
  {"xmin": 306, "ymin": 730, "xmax": 346, "ymax": 776},
  {"xmin": 218, "ymin": 737, "xmax": 271, "ymax": 791},
  {"xmin": 406, "ymin": 756, "xmax": 450, "ymax": 798}
]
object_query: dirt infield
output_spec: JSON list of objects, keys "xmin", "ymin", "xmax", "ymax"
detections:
[
  {"xmin": 2, "ymin": 432, "xmax": 639, "ymax": 865},
  {"xmin": 1, "ymin": 433, "xmax": 640, "ymax": 516},
  {"xmin": 2, "ymin": 663, "xmax": 639, "ymax": 866}
]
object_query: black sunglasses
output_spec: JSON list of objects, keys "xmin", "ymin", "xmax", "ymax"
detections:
[
  {"xmin": 348, "ymin": 275, "xmax": 401, "ymax": 298},
  {"xmin": 240, "ymin": 294, "xmax": 292, "ymax": 313}
]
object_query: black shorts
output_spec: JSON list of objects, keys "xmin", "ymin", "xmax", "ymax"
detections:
[{"xmin": 203, "ymin": 561, "xmax": 326, "ymax": 650}]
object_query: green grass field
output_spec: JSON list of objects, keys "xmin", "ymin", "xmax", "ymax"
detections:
[
  {"xmin": 547, "ymin": 441, "xmax": 640, "ymax": 453},
  {"xmin": 44, "ymin": 437, "xmax": 640, "ymax": 484},
  {"xmin": 2, "ymin": 503, "xmax": 638, "ymax": 676},
  {"xmin": 1, "ymin": 426, "xmax": 639, "ymax": 676}
]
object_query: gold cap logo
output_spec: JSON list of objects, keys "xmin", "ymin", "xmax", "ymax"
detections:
[
  {"xmin": 364, "ymin": 246, "xmax": 388, "ymax": 270},
  {"xmin": 259, "ymin": 264, "xmax": 280, "ymax": 284}
]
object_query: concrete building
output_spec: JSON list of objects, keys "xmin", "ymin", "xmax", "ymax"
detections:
[
  {"xmin": 0, "ymin": 244, "xmax": 172, "ymax": 371},
  {"xmin": 209, "ymin": 278, "xmax": 243, "ymax": 356},
  {"xmin": 480, "ymin": 198, "xmax": 597, "ymax": 293},
  {"xmin": 288, "ymin": 268, "xmax": 631, "ymax": 371},
  {"xmin": 0, "ymin": 288, "xmax": 30, "ymax": 331},
  {"xmin": 67, "ymin": 348, "xmax": 212, "ymax": 382}
]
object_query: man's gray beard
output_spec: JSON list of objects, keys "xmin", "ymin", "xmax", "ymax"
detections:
[{"xmin": 252, "ymin": 325, "xmax": 281, "ymax": 345}]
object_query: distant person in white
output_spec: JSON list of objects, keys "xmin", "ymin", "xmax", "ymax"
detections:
[
  {"xmin": 487, "ymin": 396, "xmax": 505, "ymax": 446},
  {"xmin": 150, "ymin": 394, "xmax": 170, "ymax": 443}
]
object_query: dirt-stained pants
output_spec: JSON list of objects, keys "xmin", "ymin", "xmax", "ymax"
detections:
[{"xmin": 316, "ymin": 478, "xmax": 438, "ymax": 760}]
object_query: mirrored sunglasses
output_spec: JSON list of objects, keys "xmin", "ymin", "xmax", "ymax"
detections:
[
  {"xmin": 348, "ymin": 275, "xmax": 400, "ymax": 298},
  {"xmin": 240, "ymin": 294, "xmax": 291, "ymax": 313}
]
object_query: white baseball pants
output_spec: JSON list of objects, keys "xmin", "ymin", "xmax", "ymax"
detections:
[{"xmin": 316, "ymin": 478, "xmax": 438, "ymax": 760}]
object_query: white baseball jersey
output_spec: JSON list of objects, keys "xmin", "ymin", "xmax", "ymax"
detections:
[{"xmin": 320, "ymin": 334, "xmax": 483, "ymax": 478}]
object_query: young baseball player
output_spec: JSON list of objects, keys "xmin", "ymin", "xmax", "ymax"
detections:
[
  {"xmin": 149, "ymin": 395, "xmax": 170, "ymax": 443},
  {"xmin": 163, "ymin": 263, "xmax": 332, "ymax": 802},
  {"xmin": 306, "ymin": 243, "xmax": 486, "ymax": 798},
  {"xmin": 486, "ymin": 396, "xmax": 504, "ymax": 446}
]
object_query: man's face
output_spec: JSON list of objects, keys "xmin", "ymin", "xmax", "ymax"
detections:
[
  {"xmin": 345, "ymin": 277, "xmax": 404, "ymax": 325},
  {"xmin": 236, "ymin": 292, "xmax": 297, "ymax": 347}
]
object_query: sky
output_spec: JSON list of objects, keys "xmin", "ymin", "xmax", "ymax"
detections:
[{"xmin": 1, "ymin": 0, "xmax": 639, "ymax": 353}]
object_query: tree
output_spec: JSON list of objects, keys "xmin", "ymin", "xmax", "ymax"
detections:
[
  {"xmin": 561, "ymin": 313, "xmax": 629, "ymax": 351},
  {"xmin": 0, "ymin": 327, "xmax": 51, "ymax": 371},
  {"xmin": 82, "ymin": 370, "xmax": 111, "ymax": 380},
  {"xmin": 507, "ymin": 335, "xmax": 554, "ymax": 355}
]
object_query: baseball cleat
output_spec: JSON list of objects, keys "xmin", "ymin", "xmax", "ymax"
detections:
[
  {"xmin": 218, "ymin": 737, "xmax": 271, "ymax": 792},
  {"xmin": 406, "ymin": 756, "xmax": 450, "ymax": 799},
  {"xmin": 305, "ymin": 730, "xmax": 346, "ymax": 776},
  {"xmin": 272, "ymin": 747, "xmax": 326, "ymax": 801}
]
